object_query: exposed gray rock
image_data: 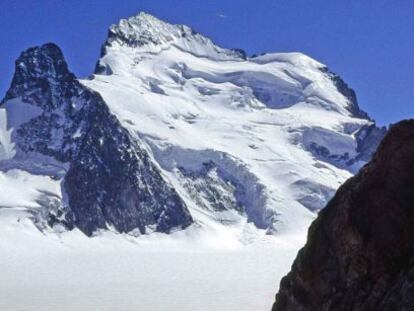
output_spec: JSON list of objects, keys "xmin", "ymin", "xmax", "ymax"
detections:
[
  {"xmin": 321, "ymin": 67, "xmax": 368, "ymax": 119},
  {"xmin": 353, "ymin": 123, "xmax": 387, "ymax": 163},
  {"xmin": 321, "ymin": 67, "xmax": 387, "ymax": 168}
]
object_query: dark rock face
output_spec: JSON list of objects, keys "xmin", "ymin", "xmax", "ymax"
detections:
[
  {"xmin": 322, "ymin": 68, "xmax": 386, "ymax": 169},
  {"xmin": 178, "ymin": 161, "xmax": 245, "ymax": 213},
  {"xmin": 272, "ymin": 120, "xmax": 414, "ymax": 311},
  {"xmin": 321, "ymin": 67, "xmax": 369, "ymax": 119},
  {"xmin": 353, "ymin": 124, "xmax": 387, "ymax": 163},
  {"xmin": 1, "ymin": 43, "xmax": 192, "ymax": 236}
]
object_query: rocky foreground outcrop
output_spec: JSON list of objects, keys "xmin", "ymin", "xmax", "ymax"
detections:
[{"xmin": 272, "ymin": 120, "xmax": 414, "ymax": 311}]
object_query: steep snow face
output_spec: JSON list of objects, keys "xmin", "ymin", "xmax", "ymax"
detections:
[{"xmin": 81, "ymin": 12, "xmax": 385, "ymax": 236}]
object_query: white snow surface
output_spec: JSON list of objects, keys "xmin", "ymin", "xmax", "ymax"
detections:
[
  {"xmin": 0, "ymin": 108, "xmax": 15, "ymax": 160},
  {"xmin": 0, "ymin": 213, "xmax": 302, "ymax": 311},
  {"xmin": 0, "ymin": 12, "xmax": 376, "ymax": 311}
]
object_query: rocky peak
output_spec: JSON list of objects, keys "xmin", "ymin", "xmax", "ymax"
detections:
[
  {"xmin": 14, "ymin": 43, "xmax": 72, "ymax": 80},
  {"xmin": 107, "ymin": 12, "xmax": 187, "ymax": 48},
  {"xmin": 321, "ymin": 67, "xmax": 370, "ymax": 120},
  {"xmin": 96, "ymin": 12, "xmax": 245, "ymax": 74},
  {"xmin": 105, "ymin": 11, "xmax": 243, "ymax": 55},
  {"xmin": 1, "ymin": 43, "xmax": 77, "ymax": 111},
  {"xmin": 272, "ymin": 119, "xmax": 414, "ymax": 310}
]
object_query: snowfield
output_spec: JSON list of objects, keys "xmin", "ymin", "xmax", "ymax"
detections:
[{"xmin": 0, "ymin": 217, "xmax": 303, "ymax": 311}]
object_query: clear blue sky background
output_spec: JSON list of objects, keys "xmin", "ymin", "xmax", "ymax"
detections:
[{"xmin": 1, "ymin": 0, "xmax": 412, "ymax": 126}]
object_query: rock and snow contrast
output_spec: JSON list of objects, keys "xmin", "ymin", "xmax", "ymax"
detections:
[{"xmin": 0, "ymin": 12, "xmax": 386, "ymax": 311}]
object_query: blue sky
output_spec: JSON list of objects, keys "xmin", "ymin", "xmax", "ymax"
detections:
[{"xmin": 0, "ymin": 0, "xmax": 412, "ymax": 125}]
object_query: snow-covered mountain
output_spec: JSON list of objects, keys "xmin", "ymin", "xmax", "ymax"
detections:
[{"xmin": 0, "ymin": 12, "xmax": 385, "ymax": 238}]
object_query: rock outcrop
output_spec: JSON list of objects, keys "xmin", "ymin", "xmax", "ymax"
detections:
[{"xmin": 272, "ymin": 119, "xmax": 414, "ymax": 310}]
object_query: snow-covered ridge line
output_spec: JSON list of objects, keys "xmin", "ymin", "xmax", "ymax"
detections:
[
  {"xmin": 96, "ymin": 12, "xmax": 374, "ymax": 119},
  {"xmin": 97, "ymin": 12, "xmax": 245, "ymax": 67}
]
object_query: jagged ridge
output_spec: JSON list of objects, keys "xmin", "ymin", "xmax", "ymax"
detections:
[{"xmin": 95, "ymin": 12, "xmax": 246, "ymax": 74}]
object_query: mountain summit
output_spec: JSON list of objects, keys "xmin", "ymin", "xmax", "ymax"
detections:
[
  {"xmin": 97, "ymin": 12, "xmax": 245, "ymax": 69},
  {"xmin": 0, "ymin": 12, "xmax": 385, "ymax": 237}
]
